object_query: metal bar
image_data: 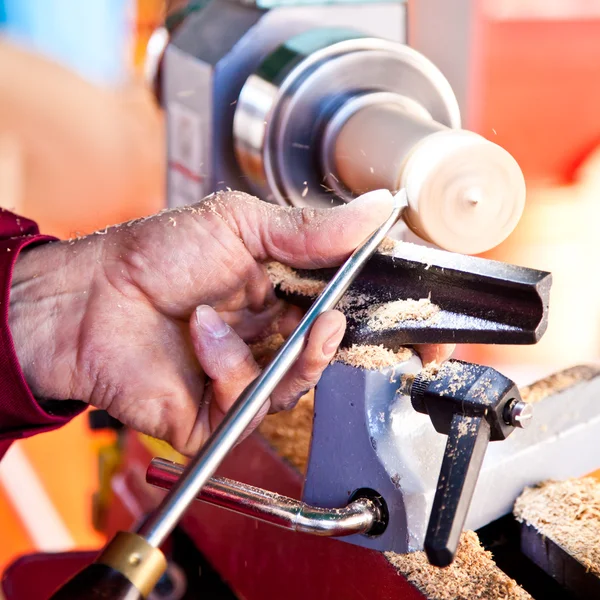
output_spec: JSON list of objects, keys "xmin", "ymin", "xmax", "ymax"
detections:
[
  {"xmin": 137, "ymin": 190, "xmax": 406, "ymax": 547},
  {"xmin": 146, "ymin": 458, "xmax": 378, "ymax": 537}
]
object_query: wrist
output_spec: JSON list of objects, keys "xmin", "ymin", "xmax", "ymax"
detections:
[{"xmin": 9, "ymin": 238, "xmax": 101, "ymax": 401}]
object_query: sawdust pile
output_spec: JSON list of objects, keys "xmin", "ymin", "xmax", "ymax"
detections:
[
  {"xmin": 259, "ymin": 392, "xmax": 314, "ymax": 473},
  {"xmin": 514, "ymin": 477, "xmax": 600, "ymax": 576},
  {"xmin": 520, "ymin": 365, "xmax": 600, "ymax": 404},
  {"xmin": 334, "ymin": 344, "xmax": 412, "ymax": 370},
  {"xmin": 385, "ymin": 531, "xmax": 532, "ymax": 600}
]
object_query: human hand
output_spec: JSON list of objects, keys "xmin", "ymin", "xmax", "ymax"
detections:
[{"xmin": 9, "ymin": 190, "xmax": 453, "ymax": 454}]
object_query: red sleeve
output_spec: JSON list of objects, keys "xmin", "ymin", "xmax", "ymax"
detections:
[{"xmin": 0, "ymin": 209, "xmax": 86, "ymax": 459}]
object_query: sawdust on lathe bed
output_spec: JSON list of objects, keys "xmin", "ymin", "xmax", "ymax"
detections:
[
  {"xmin": 514, "ymin": 477, "xmax": 600, "ymax": 576},
  {"xmin": 520, "ymin": 365, "xmax": 600, "ymax": 404},
  {"xmin": 334, "ymin": 344, "xmax": 412, "ymax": 370},
  {"xmin": 259, "ymin": 392, "xmax": 314, "ymax": 473},
  {"xmin": 385, "ymin": 531, "xmax": 532, "ymax": 600}
]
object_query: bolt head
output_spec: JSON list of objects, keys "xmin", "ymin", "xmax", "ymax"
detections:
[{"xmin": 505, "ymin": 399, "xmax": 533, "ymax": 429}]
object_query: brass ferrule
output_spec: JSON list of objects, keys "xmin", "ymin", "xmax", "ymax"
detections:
[{"xmin": 96, "ymin": 531, "xmax": 167, "ymax": 598}]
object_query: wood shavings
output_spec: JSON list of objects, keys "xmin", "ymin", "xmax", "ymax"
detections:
[
  {"xmin": 259, "ymin": 392, "xmax": 314, "ymax": 473},
  {"xmin": 364, "ymin": 298, "xmax": 439, "ymax": 330},
  {"xmin": 385, "ymin": 531, "xmax": 531, "ymax": 600},
  {"xmin": 249, "ymin": 334, "xmax": 285, "ymax": 367},
  {"xmin": 514, "ymin": 477, "xmax": 600, "ymax": 576},
  {"xmin": 336, "ymin": 290, "xmax": 371, "ymax": 311},
  {"xmin": 520, "ymin": 365, "xmax": 600, "ymax": 404},
  {"xmin": 266, "ymin": 262, "xmax": 439, "ymax": 328},
  {"xmin": 266, "ymin": 262, "xmax": 326, "ymax": 297},
  {"xmin": 334, "ymin": 344, "xmax": 412, "ymax": 370}
]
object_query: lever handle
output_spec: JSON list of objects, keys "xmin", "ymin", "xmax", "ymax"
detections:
[
  {"xmin": 425, "ymin": 414, "xmax": 490, "ymax": 567},
  {"xmin": 410, "ymin": 360, "xmax": 529, "ymax": 567}
]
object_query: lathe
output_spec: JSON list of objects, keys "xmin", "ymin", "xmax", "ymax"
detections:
[{"xmin": 3, "ymin": 1, "xmax": 600, "ymax": 599}]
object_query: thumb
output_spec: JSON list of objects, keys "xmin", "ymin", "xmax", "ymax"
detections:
[{"xmin": 221, "ymin": 189, "xmax": 395, "ymax": 268}]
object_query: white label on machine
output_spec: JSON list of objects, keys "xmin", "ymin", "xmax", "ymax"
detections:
[{"xmin": 168, "ymin": 101, "xmax": 205, "ymax": 207}]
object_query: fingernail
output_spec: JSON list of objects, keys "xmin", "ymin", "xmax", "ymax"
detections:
[
  {"xmin": 195, "ymin": 305, "xmax": 230, "ymax": 338},
  {"xmin": 322, "ymin": 324, "xmax": 345, "ymax": 355}
]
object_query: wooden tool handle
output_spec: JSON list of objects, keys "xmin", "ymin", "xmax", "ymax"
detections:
[
  {"xmin": 48, "ymin": 531, "xmax": 166, "ymax": 599},
  {"xmin": 49, "ymin": 564, "xmax": 143, "ymax": 600}
]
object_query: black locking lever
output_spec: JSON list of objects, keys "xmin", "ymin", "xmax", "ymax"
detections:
[{"xmin": 410, "ymin": 360, "xmax": 532, "ymax": 567}]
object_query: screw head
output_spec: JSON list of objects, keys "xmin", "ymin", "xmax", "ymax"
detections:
[
  {"xmin": 504, "ymin": 399, "xmax": 533, "ymax": 429},
  {"xmin": 128, "ymin": 553, "xmax": 142, "ymax": 567}
]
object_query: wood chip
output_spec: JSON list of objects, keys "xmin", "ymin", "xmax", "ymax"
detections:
[
  {"xmin": 385, "ymin": 531, "xmax": 532, "ymax": 600},
  {"xmin": 514, "ymin": 477, "xmax": 600, "ymax": 576}
]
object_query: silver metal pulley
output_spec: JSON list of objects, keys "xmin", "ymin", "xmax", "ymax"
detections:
[{"xmin": 233, "ymin": 28, "xmax": 526, "ymax": 255}]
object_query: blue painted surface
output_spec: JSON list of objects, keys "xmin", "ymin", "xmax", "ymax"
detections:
[{"xmin": 0, "ymin": 0, "xmax": 131, "ymax": 85}]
